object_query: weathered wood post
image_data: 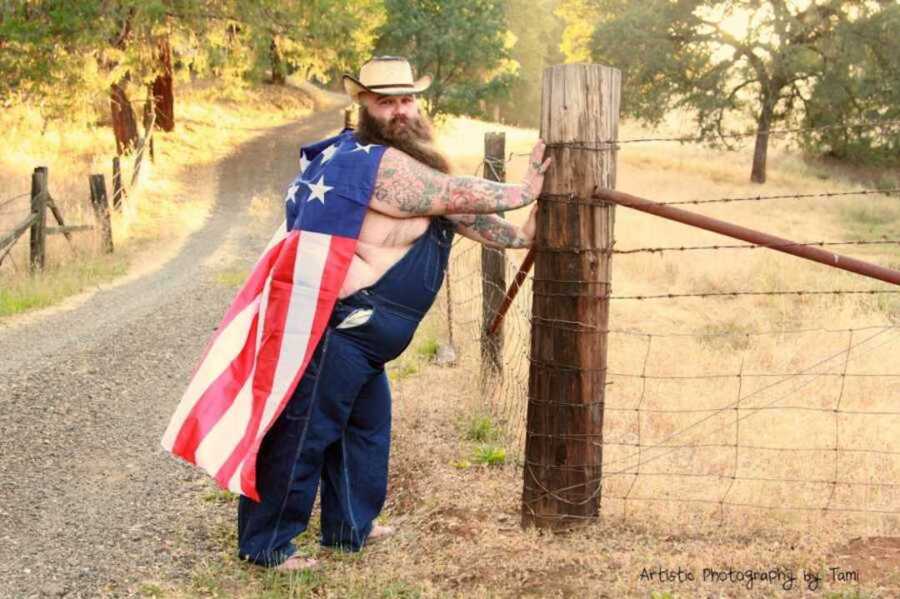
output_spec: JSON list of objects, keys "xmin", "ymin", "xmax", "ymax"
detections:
[
  {"xmin": 29, "ymin": 166, "xmax": 48, "ymax": 274},
  {"xmin": 112, "ymin": 156, "xmax": 125, "ymax": 210},
  {"xmin": 89, "ymin": 174, "xmax": 114, "ymax": 254},
  {"xmin": 481, "ymin": 132, "xmax": 506, "ymax": 383},
  {"xmin": 521, "ymin": 64, "xmax": 620, "ymax": 530}
]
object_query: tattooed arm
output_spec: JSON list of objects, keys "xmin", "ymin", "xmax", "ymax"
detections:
[
  {"xmin": 446, "ymin": 202, "xmax": 538, "ymax": 249},
  {"xmin": 370, "ymin": 140, "xmax": 550, "ymax": 217}
]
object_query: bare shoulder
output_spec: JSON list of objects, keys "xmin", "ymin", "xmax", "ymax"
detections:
[{"xmin": 370, "ymin": 147, "xmax": 451, "ymax": 217}]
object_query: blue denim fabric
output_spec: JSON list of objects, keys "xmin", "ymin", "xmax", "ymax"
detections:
[{"xmin": 237, "ymin": 217, "xmax": 454, "ymax": 565}]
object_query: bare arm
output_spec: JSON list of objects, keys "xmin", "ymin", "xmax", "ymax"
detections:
[
  {"xmin": 370, "ymin": 141, "xmax": 550, "ymax": 218},
  {"xmin": 447, "ymin": 207, "xmax": 536, "ymax": 249}
]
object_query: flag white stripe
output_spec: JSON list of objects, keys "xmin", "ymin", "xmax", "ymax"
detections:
[
  {"xmin": 193, "ymin": 268, "xmax": 273, "ymax": 475},
  {"xmin": 230, "ymin": 231, "xmax": 332, "ymax": 492},
  {"xmin": 161, "ymin": 295, "xmax": 261, "ymax": 450}
]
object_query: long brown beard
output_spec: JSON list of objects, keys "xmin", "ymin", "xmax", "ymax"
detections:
[{"xmin": 355, "ymin": 104, "xmax": 453, "ymax": 175}]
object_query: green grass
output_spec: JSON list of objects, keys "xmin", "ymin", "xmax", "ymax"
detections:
[
  {"xmin": 472, "ymin": 444, "xmax": 506, "ymax": 466},
  {"xmin": 414, "ymin": 336, "xmax": 439, "ymax": 360},
  {"xmin": 215, "ymin": 266, "xmax": 251, "ymax": 288},
  {"xmin": 388, "ymin": 335, "xmax": 444, "ymax": 381},
  {"xmin": 0, "ymin": 254, "xmax": 128, "ymax": 318},
  {"xmin": 463, "ymin": 413, "xmax": 502, "ymax": 443},
  {"xmin": 202, "ymin": 489, "xmax": 238, "ymax": 504}
]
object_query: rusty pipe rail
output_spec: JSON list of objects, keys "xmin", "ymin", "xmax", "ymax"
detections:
[
  {"xmin": 487, "ymin": 247, "xmax": 535, "ymax": 336},
  {"xmin": 594, "ymin": 188, "xmax": 900, "ymax": 286},
  {"xmin": 485, "ymin": 188, "xmax": 900, "ymax": 336}
]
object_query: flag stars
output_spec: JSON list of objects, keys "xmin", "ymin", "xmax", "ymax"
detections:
[
  {"xmin": 350, "ymin": 142, "xmax": 377, "ymax": 154},
  {"xmin": 299, "ymin": 152, "xmax": 311, "ymax": 172},
  {"xmin": 320, "ymin": 143, "xmax": 339, "ymax": 164},
  {"xmin": 305, "ymin": 175, "xmax": 333, "ymax": 205},
  {"xmin": 284, "ymin": 181, "xmax": 301, "ymax": 205}
]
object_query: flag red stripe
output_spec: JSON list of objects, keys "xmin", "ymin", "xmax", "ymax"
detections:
[
  {"xmin": 185, "ymin": 236, "xmax": 286, "ymax": 383},
  {"xmin": 240, "ymin": 234, "xmax": 358, "ymax": 498},
  {"xmin": 213, "ymin": 232, "xmax": 302, "ymax": 492},
  {"xmin": 169, "ymin": 314, "xmax": 260, "ymax": 464}
]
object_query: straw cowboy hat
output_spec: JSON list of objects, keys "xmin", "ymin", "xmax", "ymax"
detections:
[{"xmin": 342, "ymin": 56, "xmax": 432, "ymax": 102}]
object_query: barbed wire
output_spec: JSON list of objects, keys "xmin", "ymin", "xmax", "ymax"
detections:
[
  {"xmin": 439, "ymin": 130, "xmax": 900, "ymax": 524},
  {"xmin": 614, "ymin": 239, "xmax": 900, "ymax": 254},
  {"xmin": 608, "ymin": 289, "xmax": 900, "ymax": 300},
  {"xmin": 663, "ymin": 187, "xmax": 900, "ymax": 205},
  {"xmin": 442, "ymin": 239, "xmax": 900, "ymax": 521},
  {"xmin": 521, "ymin": 327, "xmax": 899, "ymax": 507},
  {"xmin": 538, "ymin": 118, "xmax": 900, "ymax": 151}
]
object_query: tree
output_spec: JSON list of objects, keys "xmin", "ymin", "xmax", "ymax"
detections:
[
  {"xmin": 498, "ymin": 0, "xmax": 565, "ymax": 127},
  {"xmin": 233, "ymin": 0, "xmax": 385, "ymax": 85},
  {"xmin": 800, "ymin": 3, "xmax": 900, "ymax": 166},
  {"xmin": 558, "ymin": 0, "xmax": 900, "ymax": 183},
  {"xmin": 375, "ymin": 0, "xmax": 518, "ymax": 118}
]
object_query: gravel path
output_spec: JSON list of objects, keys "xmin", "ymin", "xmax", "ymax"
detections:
[{"xmin": 0, "ymin": 103, "xmax": 347, "ymax": 598}]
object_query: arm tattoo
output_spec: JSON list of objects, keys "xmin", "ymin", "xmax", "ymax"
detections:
[
  {"xmin": 450, "ymin": 213, "xmax": 530, "ymax": 249},
  {"xmin": 372, "ymin": 148, "xmax": 533, "ymax": 216}
]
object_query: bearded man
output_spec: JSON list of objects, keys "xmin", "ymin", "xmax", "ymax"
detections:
[{"xmin": 235, "ymin": 56, "xmax": 550, "ymax": 572}]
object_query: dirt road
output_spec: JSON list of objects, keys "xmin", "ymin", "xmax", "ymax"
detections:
[{"xmin": 0, "ymin": 103, "xmax": 348, "ymax": 598}]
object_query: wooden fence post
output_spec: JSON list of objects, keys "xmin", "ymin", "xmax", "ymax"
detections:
[
  {"xmin": 521, "ymin": 63, "xmax": 620, "ymax": 530},
  {"xmin": 112, "ymin": 156, "xmax": 125, "ymax": 210},
  {"xmin": 89, "ymin": 174, "xmax": 114, "ymax": 254},
  {"xmin": 481, "ymin": 132, "xmax": 506, "ymax": 383},
  {"xmin": 29, "ymin": 166, "xmax": 48, "ymax": 274}
]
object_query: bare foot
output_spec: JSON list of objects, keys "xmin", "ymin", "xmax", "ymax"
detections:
[
  {"xmin": 274, "ymin": 554, "xmax": 320, "ymax": 572},
  {"xmin": 367, "ymin": 524, "xmax": 395, "ymax": 545}
]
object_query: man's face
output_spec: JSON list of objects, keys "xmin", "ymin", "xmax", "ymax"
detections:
[
  {"xmin": 355, "ymin": 90, "xmax": 451, "ymax": 174},
  {"xmin": 360, "ymin": 92, "xmax": 420, "ymax": 135}
]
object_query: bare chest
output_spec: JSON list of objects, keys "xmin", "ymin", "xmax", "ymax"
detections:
[{"xmin": 339, "ymin": 210, "xmax": 430, "ymax": 297}]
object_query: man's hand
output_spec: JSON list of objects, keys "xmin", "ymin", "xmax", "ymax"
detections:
[{"xmin": 522, "ymin": 140, "xmax": 552, "ymax": 202}]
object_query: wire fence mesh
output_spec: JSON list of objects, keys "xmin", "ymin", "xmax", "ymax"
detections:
[{"xmin": 425, "ymin": 143, "xmax": 900, "ymax": 530}]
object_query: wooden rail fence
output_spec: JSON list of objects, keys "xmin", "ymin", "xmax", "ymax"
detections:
[{"xmin": 0, "ymin": 121, "xmax": 155, "ymax": 273}]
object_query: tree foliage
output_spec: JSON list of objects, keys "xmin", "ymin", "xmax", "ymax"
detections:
[
  {"xmin": 0, "ymin": 0, "xmax": 385, "ymax": 127},
  {"xmin": 800, "ymin": 3, "xmax": 900, "ymax": 166},
  {"xmin": 557, "ymin": 0, "xmax": 900, "ymax": 182},
  {"xmin": 497, "ymin": 0, "xmax": 565, "ymax": 127},
  {"xmin": 375, "ymin": 0, "xmax": 518, "ymax": 118}
]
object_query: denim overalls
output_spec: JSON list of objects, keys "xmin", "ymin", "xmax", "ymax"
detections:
[{"xmin": 237, "ymin": 216, "xmax": 455, "ymax": 565}]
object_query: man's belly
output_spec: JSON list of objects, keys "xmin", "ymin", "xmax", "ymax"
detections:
[{"xmin": 338, "ymin": 212, "xmax": 431, "ymax": 298}]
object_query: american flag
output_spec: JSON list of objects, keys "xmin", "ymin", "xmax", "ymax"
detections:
[{"xmin": 161, "ymin": 130, "xmax": 386, "ymax": 501}]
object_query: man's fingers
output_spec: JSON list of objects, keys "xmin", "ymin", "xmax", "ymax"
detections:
[{"xmin": 540, "ymin": 157, "xmax": 552, "ymax": 173}]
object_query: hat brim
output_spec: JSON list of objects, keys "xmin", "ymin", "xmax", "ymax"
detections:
[{"xmin": 342, "ymin": 74, "xmax": 432, "ymax": 102}]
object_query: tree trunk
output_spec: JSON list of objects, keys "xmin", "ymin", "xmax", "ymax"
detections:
[
  {"xmin": 270, "ymin": 38, "xmax": 285, "ymax": 85},
  {"xmin": 151, "ymin": 35, "xmax": 174, "ymax": 131},
  {"xmin": 750, "ymin": 96, "xmax": 775, "ymax": 184},
  {"xmin": 110, "ymin": 82, "xmax": 140, "ymax": 155}
]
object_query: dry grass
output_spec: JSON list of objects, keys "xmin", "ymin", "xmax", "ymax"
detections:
[{"xmin": 0, "ymin": 80, "xmax": 321, "ymax": 319}]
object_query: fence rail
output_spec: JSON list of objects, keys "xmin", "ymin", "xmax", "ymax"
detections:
[{"xmin": 0, "ymin": 122, "xmax": 156, "ymax": 273}]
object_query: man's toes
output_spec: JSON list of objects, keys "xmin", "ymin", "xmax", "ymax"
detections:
[{"xmin": 275, "ymin": 555, "xmax": 320, "ymax": 572}]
